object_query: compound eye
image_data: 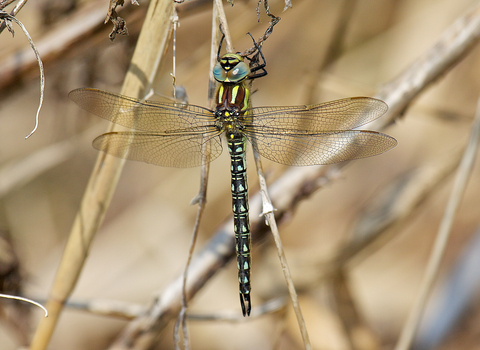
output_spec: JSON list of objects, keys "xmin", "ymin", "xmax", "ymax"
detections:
[
  {"xmin": 227, "ymin": 61, "xmax": 249, "ymax": 82},
  {"xmin": 213, "ymin": 62, "xmax": 227, "ymax": 82}
]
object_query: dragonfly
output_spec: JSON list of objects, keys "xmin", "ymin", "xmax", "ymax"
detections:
[{"xmin": 69, "ymin": 41, "xmax": 396, "ymax": 317}]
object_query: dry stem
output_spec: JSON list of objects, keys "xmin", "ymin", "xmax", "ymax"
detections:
[{"xmin": 29, "ymin": 1, "xmax": 174, "ymax": 349}]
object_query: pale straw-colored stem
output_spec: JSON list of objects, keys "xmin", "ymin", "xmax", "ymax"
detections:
[
  {"xmin": 29, "ymin": 1, "xmax": 174, "ymax": 349},
  {"xmin": 394, "ymin": 97, "xmax": 480, "ymax": 350}
]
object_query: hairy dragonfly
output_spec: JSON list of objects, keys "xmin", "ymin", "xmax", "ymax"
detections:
[{"xmin": 70, "ymin": 43, "xmax": 396, "ymax": 316}]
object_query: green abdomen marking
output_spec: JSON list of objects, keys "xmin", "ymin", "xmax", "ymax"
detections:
[{"xmin": 227, "ymin": 133, "xmax": 251, "ymax": 316}]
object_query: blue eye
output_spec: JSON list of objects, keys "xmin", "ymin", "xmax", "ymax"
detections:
[
  {"xmin": 213, "ymin": 62, "xmax": 227, "ymax": 82},
  {"xmin": 227, "ymin": 62, "xmax": 249, "ymax": 82}
]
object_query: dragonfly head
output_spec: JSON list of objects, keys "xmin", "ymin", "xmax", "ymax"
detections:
[{"xmin": 213, "ymin": 53, "xmax": 250, "ymax": 83}]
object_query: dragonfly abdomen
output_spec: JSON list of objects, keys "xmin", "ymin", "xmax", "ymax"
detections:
[{"xmin": 227, "ymin": 133, "xmax": 251, "ymax": 316}]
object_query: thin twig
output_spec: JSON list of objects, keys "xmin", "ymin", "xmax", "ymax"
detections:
[
  {"xmin": 174, "ymin": 2, "xmax": 228, "ymax": 349},
  {"xmin": 241, "ymin": 0, "xmax": 280, "ymax": 57},
  {"xmin": 214, "ymin": 0, "xmax": 233, "ymax": 53},
  {"xmin": 64, "ymin": 295, "xmax": 286, "ymax": 321},
  {"xmin": 0, "ymin": 0, "xmax": 27, "ymax": 33},
  {"xmin": 172, "ymin": 6, "xmax": 192, "ymax": 347},
  {"xmin": 0, "ymin": 0, "xmax": 16, "ymax": 11},
  {"xmin": 253, "ymin": 149, "xmax": 311, "ymax": 350},
  {"xmin": 394, "ymin": 97, "xmax": 480, "ymax": 350},
  {"xmin": 170, "ymin": 9, "xmax": 179, "ymax": 100},
  {"xmin": 186, "ymin": 296, "xmax": 286, "ymax": 321},
  {"xmin": 63, "ymin": 298, "xmax": 146, "ymax": 320},
  {"xmin": 0, "ymin": 12, "xmax": 45, "ymax": 139},
  {"xmin": 0, "ymin": 293, "xmax": 48, "ymax": 317}
]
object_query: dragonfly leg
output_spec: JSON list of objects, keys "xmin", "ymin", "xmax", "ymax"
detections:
[{"xmin": 245, "ymin": 32, "xmax": 267, "ymax": 80}]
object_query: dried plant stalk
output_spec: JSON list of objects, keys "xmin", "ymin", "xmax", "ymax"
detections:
[
  {"xmin": 394, "ymin": 99, "xmax": 480, "ymax": 350},
  {"xmin": 29, "ymin": 1, "xmax": 174, "ymax": 349}
]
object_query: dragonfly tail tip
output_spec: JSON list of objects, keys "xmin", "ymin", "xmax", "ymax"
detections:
[{"xmin": 240, "ymin": 294, "xmax": 251, "ymax": 317}]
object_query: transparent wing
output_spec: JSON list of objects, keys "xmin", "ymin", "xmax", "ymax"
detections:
[
  {"xmin": 93, "ymin": 128, "xmax": 223, "ymax": 168},
  {"xmin": 246, "ymin": 129, "xmax": 397, "ymax": 166},
  {"xmin": 247, "ymin": 97, "xmax": 387, "ymax": 132},
  {"xmin": 69, "ymin": 88, "xmax": 215, "ymax": 132}
]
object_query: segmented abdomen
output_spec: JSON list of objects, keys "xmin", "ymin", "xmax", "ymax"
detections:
[{"xmin": 227, "ymin": 133, "xmax": 251, "ymax": 316}]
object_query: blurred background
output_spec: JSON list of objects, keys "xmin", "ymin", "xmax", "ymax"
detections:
[{"xmin": 1, "ymin": 0, "xmax": 480, "ymax": 349}]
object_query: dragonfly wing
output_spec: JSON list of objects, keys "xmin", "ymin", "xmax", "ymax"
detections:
[
  {"xmin": 247, "ymin": 97, "xmax": 388, "ymax": 132},
  {"xmin": 247, "ymin": 130, "xmax": 397, "ymax": 166},
  {"xmin": 69, "ymin": 88, "xmax": 215, "ymax": 132},
  {"xmin": 92, "ymin": 129, "xmax": 223, "ymax": 168}
]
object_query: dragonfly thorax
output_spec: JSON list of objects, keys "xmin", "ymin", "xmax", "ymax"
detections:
[
  {"xmin": 215, "ymin": 83, "xmax": 250, "ymax": 111},
  {"xmin": 215, "ymin": 81, "xmax": 251, "ymax": 136},
  {"xmin": 215, "ymin": 107, "xmax": 245, "ymax": 135}
]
